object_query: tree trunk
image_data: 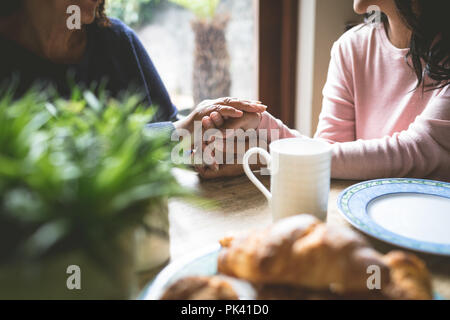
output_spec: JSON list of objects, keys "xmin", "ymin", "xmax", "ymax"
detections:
[{"xmin": 192, "ymin": 15, "xmax": 231, "ymax": 106}]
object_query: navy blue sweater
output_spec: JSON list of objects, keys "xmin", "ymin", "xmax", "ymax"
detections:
[{"xmin": 0, "ymin": 18, "xmax": 178, "ymax": 125}]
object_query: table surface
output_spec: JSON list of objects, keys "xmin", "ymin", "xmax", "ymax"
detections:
[{"xmin": 166, "ymin": 168, "xmax": 450, "ymax": 299}]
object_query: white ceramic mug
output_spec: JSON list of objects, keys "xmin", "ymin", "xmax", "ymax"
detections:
[{"xmin": 243, "ymin": 138, "xmax": 332, "ymax": 221}]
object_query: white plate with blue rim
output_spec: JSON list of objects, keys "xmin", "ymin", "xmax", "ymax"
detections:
[{"xmin": 337, "ymin": 178, "xmax": 450, "ymax": 256}]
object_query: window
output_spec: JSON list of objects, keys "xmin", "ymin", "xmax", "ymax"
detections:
[{"xmin": 108, "ymin": 0, "xmax": 257, "ymax": 113}]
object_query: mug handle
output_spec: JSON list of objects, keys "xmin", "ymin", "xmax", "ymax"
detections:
[{"xmin": 243, "ymin": 148, "xmax": 272, "ymax": 201}]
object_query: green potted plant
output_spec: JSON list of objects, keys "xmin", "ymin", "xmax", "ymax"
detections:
[
  {"xmin": 0, "ymin": 88, "xmax": 186, "ymax": 299},
  {"xmin": 169, "ymin": 0, "xmax": 231, "ymax": 105}
]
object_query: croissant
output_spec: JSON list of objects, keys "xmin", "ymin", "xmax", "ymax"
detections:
[
  {"xmin": 161, "ymin": 276, "xmax": 239, "ymax": 300},
  {"xmin": 161, "ymin": 224, "xmax": 432, "ymax": 300},
  {"xmin": 382, "ymin": 251, "xmax": 433, "ymax": 300},
  {"xmin": 218, "ymin": 214, "xmax": 391, "ymax": 293},
  {"xmin": 255, "ymin": 251, "xmax": 434, "ymax": 300}
]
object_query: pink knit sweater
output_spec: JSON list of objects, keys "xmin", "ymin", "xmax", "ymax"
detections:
[{"xmin": 258, "ymin": 23, "xmax": 450, "ymax": 182}]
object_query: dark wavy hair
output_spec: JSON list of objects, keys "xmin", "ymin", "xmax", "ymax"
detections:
[
  {"xmin": 95, "ymin": 0, "xmax": 110, "ymax": 27},
  {"xmin": 368, "ymin": 0, "xmax": 449, "ymax": 90},
  {"xmin": 0, "ymin": 0, "xmax": 110, "ymax": 27}
]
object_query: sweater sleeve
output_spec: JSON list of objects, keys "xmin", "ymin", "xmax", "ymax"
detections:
[
  {"xmin": 327, "ymin": 89, "xmax": 450, "ymax": 181},
  {"xmin": 124, "ymin": 23, "xmax": 178, "ymax": 123},
  {"xmin": 257, "ymin": 112, "xmax": 301, "ymax": 143},
  {"xmin": 314, "ymin": 41, "xmax": 356, "ymax": 143},
  {"xmin": 146, "ymin": 121, "xmax": 175, "ymax": 137}
]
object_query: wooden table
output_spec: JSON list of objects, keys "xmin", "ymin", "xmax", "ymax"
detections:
[{"xmin": 167, "ymin": 168, "xmax": 450, "ymax": 299}]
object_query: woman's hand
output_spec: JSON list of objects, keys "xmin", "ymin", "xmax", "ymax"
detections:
[
  {"xmin": 196, "ymin": 163, "xmax": 245, "ymax": 179},
  {"xmin": 174, "ymin": 97, "xmax": 266, "ymax": 133},
  {"xmin": 196, "ymin": 111, "xmax": 266, "ymax": 179},
  {"xmin": 196, "ymin": 163, "xmax": 263, "ymax": 180},
  {"xmin": 202, "ymin": 108, "xmax": 263, "ymax": 131}
]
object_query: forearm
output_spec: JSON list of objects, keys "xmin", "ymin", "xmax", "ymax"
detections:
[{"xmin": 328, "ymin": 118, "xmax": 450, "ymax": 182}]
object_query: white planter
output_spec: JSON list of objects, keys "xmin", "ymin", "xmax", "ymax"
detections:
[
  {"xmin": 0, "ymin": 201, "xmax": 171, "ymax": 299},
  {"xmin": 134, "ymin": 199, "xmax": 170, "ymax": 274},
  {"xmin": 0, "ymin": 245, "xmax": 135, "ymax": 300}
]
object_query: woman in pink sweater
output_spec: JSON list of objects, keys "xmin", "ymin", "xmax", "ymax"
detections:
[{"xmin": 199, "ymin": 0, "xmax": 450, "ymax": 182}]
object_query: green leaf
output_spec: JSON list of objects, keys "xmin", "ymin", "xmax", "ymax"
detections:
[
  {"xmin": 169, "ymin": 0, "xmax": 220, "ymax": 19},
  {"xmin": 83, "ymin": 91, "xmax": 101, "ymax": 112},
  {"xmin": 20, "ymin": 219, "xmax": 69, "ymax": 259}
]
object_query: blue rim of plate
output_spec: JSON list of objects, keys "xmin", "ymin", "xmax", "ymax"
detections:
[{"xmin": 337, "ymin": 178, "xmax": 450, "ymax": 256}]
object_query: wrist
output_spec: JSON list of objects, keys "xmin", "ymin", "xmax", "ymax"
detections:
[
  {"xmin": 256, "ymin": 111, "xmax": 267, "ymax": 130},
  {"xmin": 174, "ymin": 113, "xmax": 194, "ymax": 133},
  {"xmin": 256, "ymin": 112, "xmax": 263, "ymax": 129}
]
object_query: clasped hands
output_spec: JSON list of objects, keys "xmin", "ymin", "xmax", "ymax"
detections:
[{"xmin": 174, "ymin": 97, "xmax": 266, "ymax": 179}]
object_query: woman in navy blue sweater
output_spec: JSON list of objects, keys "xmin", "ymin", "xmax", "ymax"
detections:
[{"xmin": 0, "ymin": 0, "xmax": 265, "ymax": 133}]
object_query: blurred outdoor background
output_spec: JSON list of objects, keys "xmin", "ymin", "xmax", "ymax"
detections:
[{"xmin": 107, "ymin": 0, "xmax": 257, "ymax": 113}]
